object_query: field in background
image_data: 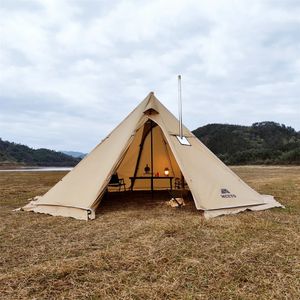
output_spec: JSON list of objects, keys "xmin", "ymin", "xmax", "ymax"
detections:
[{"xmin": 0, "ymin": 166, "xmax": 299, "ymax": 299}]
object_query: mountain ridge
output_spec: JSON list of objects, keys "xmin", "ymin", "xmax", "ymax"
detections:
[{"xmin": 60, "ymin": 151, "xmax": 86, "ymax": 158}]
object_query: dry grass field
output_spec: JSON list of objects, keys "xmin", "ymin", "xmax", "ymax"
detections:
[{"xmin": 0, "ymin": 166, "xmax": 299, "ymax": 299}]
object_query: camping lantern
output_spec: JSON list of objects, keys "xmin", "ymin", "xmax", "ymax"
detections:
[{"xmin": 164, "ymin": 167, "xmax": 170, "ymax": 176}]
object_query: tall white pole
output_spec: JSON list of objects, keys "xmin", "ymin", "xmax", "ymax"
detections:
[{"xmin": 178, "ymin": 75, "xmax": 183, "ymax": 138}]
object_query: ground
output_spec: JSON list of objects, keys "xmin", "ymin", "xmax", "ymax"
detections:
[{"xmin": 0, "ymin": 166, "xmax": 299, "ymax": 299}]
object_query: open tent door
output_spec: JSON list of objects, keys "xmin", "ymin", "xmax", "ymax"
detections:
[{"xmin": 115, "ymin": 119, "xmax": 182, "ymax": 191}]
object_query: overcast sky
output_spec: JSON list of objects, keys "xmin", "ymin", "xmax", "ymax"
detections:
[{"xmin": 1, "ymin": 0, "xmax": 299, "ymax": 152}]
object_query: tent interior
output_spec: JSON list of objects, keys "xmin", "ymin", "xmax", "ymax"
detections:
[{"xmin": 105, "ymin": 119, "xmax": 189, "ymax": 196}]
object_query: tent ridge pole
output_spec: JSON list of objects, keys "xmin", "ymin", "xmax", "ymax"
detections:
[{"xmin": 131, "ymin": 122, "xmax": 156, "ymax": 190}]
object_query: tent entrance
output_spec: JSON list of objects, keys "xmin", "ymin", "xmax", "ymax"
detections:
[{"xmin": 109, "ymin": 119, "xmax": 187, "ymax": 193}]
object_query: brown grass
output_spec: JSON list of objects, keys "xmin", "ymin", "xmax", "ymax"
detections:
[{"xmin": 0, "ymin": 166, "xmax": 299, "ymax": 299}]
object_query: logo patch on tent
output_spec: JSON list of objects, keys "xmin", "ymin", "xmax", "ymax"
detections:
[{"xmin": 220, "ymin": 188, "xmax": 236, "ymax": 198}]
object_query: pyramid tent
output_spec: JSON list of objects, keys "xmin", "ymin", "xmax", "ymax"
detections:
[{"xmin": 22, "ymin": 92, "xmax": 283, "ymax": 220}]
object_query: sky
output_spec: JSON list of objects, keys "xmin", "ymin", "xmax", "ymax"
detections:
[{"xmin": 0, "ymin": 0, "xmax": 300, "ymax": 152}]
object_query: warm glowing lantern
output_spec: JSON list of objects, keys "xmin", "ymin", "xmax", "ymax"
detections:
[{"xmin": 164, "ymin": 167, "xmax": 170, "ymax": 176}]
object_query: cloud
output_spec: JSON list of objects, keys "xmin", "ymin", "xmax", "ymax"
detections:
[{"xmin": 0, "ymin": 0, "xmax": 299, "ymax": 152}]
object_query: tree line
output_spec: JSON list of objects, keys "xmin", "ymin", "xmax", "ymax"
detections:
[
  {"xmin": 192, "ymin": 121, "xmax": 300, "ymax": 165},
  {"xmin": 0, "ymin": 139, "xmax": 80, "ymax": 166}
]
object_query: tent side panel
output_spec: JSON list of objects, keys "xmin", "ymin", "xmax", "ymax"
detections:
[
  {"xmin": 31, "ymin": 205, "xmax": 93, "ymax": 220},
  {"xmin": 149, "ymin": 109, "xmax": 265, "ymax": 210},
  {"xmin": 29, "ymin": 98, "xmax": 150, "ymax": 215}
]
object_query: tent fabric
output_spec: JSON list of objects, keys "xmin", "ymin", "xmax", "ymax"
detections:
[
  {"xmin": 22, "ymin": 92, "xmax": 283, "ymax": 220},
  {"xmin": 204, "ymin": 195, "xmax": 284, "ymax": 218}
]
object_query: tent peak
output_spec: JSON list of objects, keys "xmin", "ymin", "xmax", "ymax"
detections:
[{"xmin": 144, "ymin": 92, "xmax": 159, "ymax": 115}]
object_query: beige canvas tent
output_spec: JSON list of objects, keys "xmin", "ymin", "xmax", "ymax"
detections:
[{"xmin": 22, "ymin": 92, "xmax": 283, "ymax": 220}]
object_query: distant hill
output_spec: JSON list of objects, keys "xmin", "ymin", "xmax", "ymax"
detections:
[
  {"xmin": 192, "ymin": 121, "xmax": 300, "ymax": 165},
  {"xmin": 61, "ymin": 151, "xmax": 86, "ymax": 158},
  {"xmin": 0, "ymin": 138, "xmax": 81, "ymax": 167}
]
